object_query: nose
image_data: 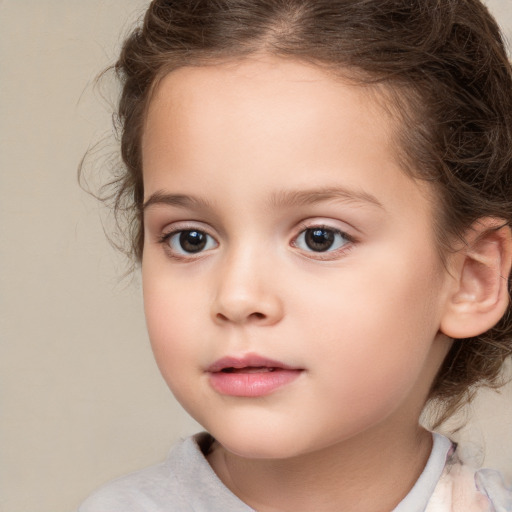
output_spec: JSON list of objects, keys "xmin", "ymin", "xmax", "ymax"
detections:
[{"xmin": 211, "ymin": 249, "xmax": 284, "ymax": 326}]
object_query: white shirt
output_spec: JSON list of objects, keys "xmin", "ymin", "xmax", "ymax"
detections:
[{"xmin": 78, "ymin": 432, "xmax": 512, "ymax": 512}]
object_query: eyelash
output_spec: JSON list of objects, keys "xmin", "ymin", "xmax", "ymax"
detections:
[{"xmin": 157, "ymin": 223, "xmax": 356, "ymax": 261}]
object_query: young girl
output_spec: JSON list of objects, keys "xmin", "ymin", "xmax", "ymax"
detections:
[{"xmin": 79, "ymin": 0, "xmax": 512, "ymax": 510}]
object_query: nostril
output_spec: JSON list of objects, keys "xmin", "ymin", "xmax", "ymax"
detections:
[
  {"xmin": 215, "ymin": 311, "xmax": 267, "ymax": 323},
  {"xmin": 215, "ymin": 311, "xmax": 266, "ymax": 323}
]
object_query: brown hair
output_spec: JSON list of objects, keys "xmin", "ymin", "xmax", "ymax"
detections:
[{"xmin": 104, "ymin": 0, "xmax": 512, "ymax": 424}]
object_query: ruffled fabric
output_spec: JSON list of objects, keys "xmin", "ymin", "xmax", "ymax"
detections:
[
  {"xmin": 475, "ymin": 469, "xmax": 512, "ymax": 512},
  {"xmin": 426, "ymin": 444, "xmax": 512, "ymax": 512}
]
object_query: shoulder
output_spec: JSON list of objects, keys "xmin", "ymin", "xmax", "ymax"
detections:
[
  {"xmin": 77, "ymin": 434, "xmax": 208, "ymax": 512},
  {"xmin": 427, "ymin": 439, "xmax": 512, "ymax": 512},
  {"xmin": 77, "ymin": 445, "xmax": 186, "ymax": 512},
  {"xmin": 77, "ymin": 432, "xmax": 253, "ymax": 512}
]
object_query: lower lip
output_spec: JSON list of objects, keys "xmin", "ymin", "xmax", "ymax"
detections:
[{"xmin": 208, "ymin": 369, "xmax": 302, "ymax": 397}]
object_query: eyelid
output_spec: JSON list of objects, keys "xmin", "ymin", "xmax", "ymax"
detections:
[
  {"xmin": 294, "ymin": 218, "xmax": 356, "ymax": 239},
  {"xmin": 160, "ymin": 220, "xmax": 214, "ymax": 235}
]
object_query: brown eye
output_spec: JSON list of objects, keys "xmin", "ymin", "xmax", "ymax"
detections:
[
  {"xmin": 179, "ymin": 230, "xmax": 207, "ymax": 253},
  {"xmin": 305, "ymin": 228, "xmax": 335, "ymax": 252},
  {"xmin": 165, "ymin": 229, "xmax": 217, "ymax": 256},
  {"xmin": 294, "ymin": 227, "xmax": 350, "ymax": 253}
]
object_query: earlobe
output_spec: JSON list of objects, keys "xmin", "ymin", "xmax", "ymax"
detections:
[{"xmin": 440, "ymin": 218, "xmax": 512, "ymax": 339}]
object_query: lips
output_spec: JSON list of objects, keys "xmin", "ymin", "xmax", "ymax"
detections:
[{"xmin": 207, "ymin": 354, "xmax": 303, "ymax": 397}]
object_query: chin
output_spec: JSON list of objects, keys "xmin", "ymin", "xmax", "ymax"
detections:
[
  {"xmin": 200, "ymin": 419, "xmax": 294, "ymax": 459},
  {"xmin": 218, "ymin": 434, "xmax": 303, "ymax": 460},
  {"xmin": 206, "ymin": 419, "xmax": 332, "ymax": 460}
]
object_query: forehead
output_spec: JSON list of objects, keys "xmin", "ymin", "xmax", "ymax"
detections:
[
  {"xmin": 144, "ymin": 57, "xmax": 393, "ymax": 149},
  {"xmin": 144, "ymin": 58, "xmax": 395, "ymax": 172},
  {"xmin": 141, "ymin": 56, "xmax": 434, "ymax": 224}
]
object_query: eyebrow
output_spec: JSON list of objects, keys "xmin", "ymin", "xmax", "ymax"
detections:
[
  {"xmin": 142, "ymin": 185, "xmax": 384, "ymax": 213},
  {"xmin": 143, "ymin": 191, "xmax": 213, "ymax": 212},
  {"xmin": 268, "ymin": 186, "xmax": 384, "ymax": 210}
]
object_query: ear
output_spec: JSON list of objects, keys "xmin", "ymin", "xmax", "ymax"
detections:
[{"xmin": 440, "ymin": 218, "xmax": 512, "ymax": 339}]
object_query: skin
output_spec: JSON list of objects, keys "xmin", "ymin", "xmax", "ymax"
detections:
[{"xmin": 141, "ymin": 56, "xmax": 458, "ymax": 511}]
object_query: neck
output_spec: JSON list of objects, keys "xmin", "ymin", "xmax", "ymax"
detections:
[{"xmin": 207, "ymin": 423, "xmax": 432, "ymax": 512}]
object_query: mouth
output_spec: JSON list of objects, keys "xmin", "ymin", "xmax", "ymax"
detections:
[
  {"xmin": 220, "ymin": 366, "xmax": 279, "ymax": 374},
  {"xmin": 207, "ymin": 354, "xmax": 300, "ymax": 372},
  {"xmin": 207, "ymin": 354, "xmax": 303, "ymax": 397}
]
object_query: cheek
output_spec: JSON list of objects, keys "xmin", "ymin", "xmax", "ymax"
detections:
[
  {"xmin": 144, "ymin": 291, "xmax": 209, "ymax": 413},
  {"xmin": 303, "ymin": 246, "xmax": 445, "ymax": 397},
  {"xmin": 142, "ymin": 266, "xmax": 206, "ymax": 381}
]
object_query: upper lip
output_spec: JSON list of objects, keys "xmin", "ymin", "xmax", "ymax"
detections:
[{"xmin": 206, "ymin": 353, "xmax": 302, "ymax": 373}]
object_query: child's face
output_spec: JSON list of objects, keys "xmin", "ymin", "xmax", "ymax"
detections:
[{"xmin": 141, "ymin": 57, "xmax": 454, "ymax": 459}]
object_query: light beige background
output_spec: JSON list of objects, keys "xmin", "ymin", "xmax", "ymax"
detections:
[{"xmin": 1, "ymin": 1, "xmax": 511, "ymax": 511}]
